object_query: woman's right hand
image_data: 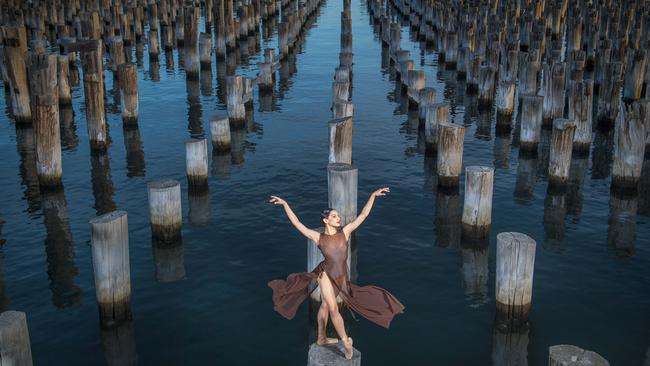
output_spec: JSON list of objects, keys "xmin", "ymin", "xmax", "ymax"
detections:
[{"xmin": 269, "ymin": 195, "xmax": 287, "ymax": 206}]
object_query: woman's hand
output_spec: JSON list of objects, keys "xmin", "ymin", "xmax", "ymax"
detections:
[
  {"xmin": 372, "ymin": 187, "xmax": 390, "ymax": 197},
  {"xmin": 269, "ymin": 195, "xmax": 287, "ymax": 206}
]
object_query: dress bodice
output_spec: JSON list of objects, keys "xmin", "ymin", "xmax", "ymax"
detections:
[{"xmin": 317, "ymin": 230, "xmax": 349, "ymax": 281}]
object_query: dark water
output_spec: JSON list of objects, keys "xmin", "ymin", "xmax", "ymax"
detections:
[{"xmin": 1, "ymin": 0, "xmax": 649, "ymax": 365}]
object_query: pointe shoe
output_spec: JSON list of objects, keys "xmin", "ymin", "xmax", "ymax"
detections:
[
  {"xmin": 316, "ymin": 337, "xmax": 339, "ymax": 346},
  {"xmin": 342, "ymin": 337, "xmax": 353, "ymax": 360}
]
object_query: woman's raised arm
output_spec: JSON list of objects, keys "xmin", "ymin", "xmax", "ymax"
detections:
[
  {"xmin": 343, "ymin": 187, "xmax": 389, "ymax": 237},
  {"xmin": 269, "ymin": 195, "xmax": 321, "ymax": 243}
]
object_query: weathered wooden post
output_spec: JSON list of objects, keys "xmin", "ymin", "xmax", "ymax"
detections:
[
  {"xmin": 478, "ymin": 62, "xmax": 496, "ymax": 108},
  {"xmin": 186, "ymin": 138, "xmax": 209, "ymax": 191},
  {"xmin": 77, "ymin": 39, "xmax": 108, "ymax": 150},
  {"xmin": 548, "ymin": 119, "xmax": 577, "ymax": 189},
  {"xmin": 0, "ymin": 311, "xmax": 33, "ymax": 365},
  {"xmin": 518, "ymin": 50, "xmax": 540, "ymax": 97},
  {"xmin": 567, "ymin": 80, "xmax": 593, "ymax": 153},
  {"xmin": 612, "ymin": 102, "xmax": 647, "ymax": 192},
  {"xmin": 328, "ymin": 117, "xmax": 353, "ymax": 164},
  {"xmin": 109, "ymin": 37, "xmax": 125, "ymax": 75},
  {"xmin": 118, "ymin": 64, "xmax": 138, "ymax": 126},
  {"xmin": 437, "ymin": 123, "xmax": 465, "ymax": 188},
  {"xmin": 27, "ymin": 53, "xmax": 62, "ymax": 189},
  {"xmin": 423, "ymin": 102, "xmax": 449, "ymax": 153},
  {"xmin": 257, "ymin": 62, "xmax": 274, "ymax": 90},
  {"xmin": 332, "ymin": 80, "xmax": 350, "ymax": 106},
  {"xmin": 199, "ymin": 32, "xmax": 212, "ymax": 69},
  {"xmin": 519, "ymin": 95, "xmax": 544, "ymax": 155},
  {"xmin": 210, "ymin": 115, "xmax": 231, "ymax": 152},
  {"xmin": 2, "ymin": 26, "xmax": 32, "ymax": 123},
  {"xmin": 148, "ymin": 29, "xmax": 160, "ymax": 59},
  {"xmin": 89, "ymin": 210, "xmax": 132, "ymax": 327},
  {"xmin": 57, "ymin": 55, "xmax": 72, "ymax": 105},
  {"xmin": 184, "ymin": 6, "xmax": 200, "ymax": 78},
  {"xmin": 332, "ymin": 101, "xmax": 353, "ymax": 119},
  {"xmin": 548, "ymin": 345, "xmax": 610, "ymax": 366},
  {"xmin": 406, "ymin": 70, "xmax": 425, "ymax": 108},
  {"xmin": 147, "ymin": 179, "xmax": 182, "ymax": 244},
  {"xmin": 597, "ymin": 62, "xmax": 623, "ymax": 127},
  {"xmin": 226, "ymin": 75, "xmax": 246, "ymax": 127},
  {"xmin": 462, "ymin": 166, "xmax": 494, "ymax": 240},
  {"xmin": 542, "ymin": 62, "xmax": 566, "ymax": 125},
  {"xmin": 495, "ymin": 232, "xmax": 536, "ymax": 328},
  {"xmin": 418, "ymin": 87, "xmax": 437, "ymax": 122},
  {"xmin": 327, "ymin": 162, "xmax": 357, "ymax": 226},
  {"xmin": 496, "ymin": 80, "xmax": 516, "ymax": 116},
  {"xmin": 623, "ymin": 50, "xmax": 646, "ymax": 102}
]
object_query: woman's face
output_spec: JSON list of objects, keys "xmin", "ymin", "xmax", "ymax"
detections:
[{"xmin": 324, "ymin": 210, "xmax": 341, "ymax": 227}]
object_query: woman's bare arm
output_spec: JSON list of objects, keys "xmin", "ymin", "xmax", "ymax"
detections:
[
  {"xmin": 343, "ymin": 187, "xmax": 389, "ymax": 238},
  {"xmin": 269, "ymin": 195, "xmax": 321, "ymax": 243}
]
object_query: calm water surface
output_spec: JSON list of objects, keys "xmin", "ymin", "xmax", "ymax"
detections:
[{"xmin": 0, "ymin": 0, "xmax": 649, "ymax": 365}]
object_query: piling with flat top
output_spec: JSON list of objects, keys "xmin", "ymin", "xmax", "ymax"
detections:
[
  {"xmin": 424, "ymin": 102, "xmax": 449, "ymax": 153},
  {"xmin": 437, "ymin": 123, "xmax": 465, "ymax": 188},
  {"xmin": 327, "ymin": 163, "xmax": 358, "ymax": 226},
  {"xmin": 2, "ymin": 26, "xmax": 32, "ymax": 123},
  {"xmin": 0, "ymin": 311, "xmax": 33, "ymax": 365},
  {"xmin": 147, "ymin": 179, "xmax": 182, "ymax": 244},
  {"xmin": 257, "ymin": 62, "xmax": 274, "ymax": 90},
  {"xmin": 226, "ymin": 75, "xmax": 246, "ymax": 126},
  {"xmin": 118, "ymin": 64, "xmax": 139, "ymax": 126},
  {"xmin": 462, "ymin": 166, "xmax": 494, "ymax": 240},
  {"xmin": 328, "ymin": 117, "xmax": 353, "ymax": 164},
  {"xmin": 406, "ymin": 70, "xmax": 425, "ymax": 106},
  {"xmin": 185, "ymin": 138, "xmax": 209, "ymax": 190},
  {"xmin": 57, "ymin": 55, "xmax": 72, "ymax": 105},
  {"xmin": 548, "ymin": 345, "xmax": 610, "ymax": 366},
  {"xmin": 519, "ymin": 95, "xmax": 544, "ymax": 155},
  {"xmin": 210, "ymin": 115, "xmax": 231, "ymax": 152},
  {"xmin": 89, "ymin": 210, "xmax": 132, "ymax": 327},
  {"xmin": 78, "ymin": 39, "xmax": 108, "ymax": 150},
  {"xmin": 542, "ymin": 62, "xmax": 566, "ymax": 124},
  {"xmin": 548, "ymin": 119, "xmax": 577, "ymax": 189},
  {"xmin": 307, "ymin": 342, "xmax": 361, "ymax": 366},
  {"xmin": 496, "ymin": 80, "xmax": 516, "ymax": 116},
  {"xmin": 27, "ymin": 53, "xmax": 62, "ymax": 189},
  {"xmin": 199, "ymin": 32, "xmax": 212, "ymax": 69},
  {"xmin": 495, "ymin": 232, "xmax": 536, "ymax": 329},
  {"xmin": 612, "ymin": 102, "xmax": 647, "ymax": 192}
]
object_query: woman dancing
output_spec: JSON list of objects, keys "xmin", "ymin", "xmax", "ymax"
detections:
[{"xmin": 268, "ymin": 187, "xmax": 405, "ymax": 360}]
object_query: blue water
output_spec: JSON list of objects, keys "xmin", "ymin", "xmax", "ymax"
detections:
[{"xmin": 0, "ymin": 0, "xmax": 649, "ymax": 365}]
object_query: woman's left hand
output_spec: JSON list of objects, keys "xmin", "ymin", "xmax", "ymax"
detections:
[{"xmin": 372, "ymin": 187, "xmax": 390, "ymax": 197}]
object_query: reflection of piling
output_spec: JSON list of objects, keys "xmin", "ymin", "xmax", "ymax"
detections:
[
  {"xmin": 514, "ymin": 154, "xmax": 538, "ymax": 203},
  {"xmin": 435, "ymin": 188, "xmax": 461, "ymax": 249},
  {"xmin": 90, "ymin": 211, "xmax": 132, "ymax": 327},
  {"xmin": 147, "ymin": 180, "xmax": 182, "ymax": 244},
  {"xmin": 461, "ymin": 166, "xmax": 494, "ymax": 240},
  {"xmin": 328, "ymin": 117, "xmax": 353, "ymax": 164},
  {"xmin": 0, "ymin": 311, "xmax": 33, "ymax": 365},
  {"xmin": 607, "ymin": 191, "xmax": 638, "ymax": 257},
  {"xmin": 492, "ymin": 324, "xmax": 529, "ymax": 366},
  {"xmin": 152, "ymin": 241, "xmax": 186, "ymax": 282},
  {"xmin": 101, "ymin": 321, "xmax": 138, "ymax": 366},
  {"xmin": 543, "ymin": 186, "xmax": 567, "ymax": 241},
  {"xmin": 495, "ymin": 232, "xmax": 536, "ymax": 329},
  {"xmin": 185, "ymin": 138, "xmax": 209, "ymax": 191}
]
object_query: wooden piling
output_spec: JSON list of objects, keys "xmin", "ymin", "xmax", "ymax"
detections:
[
  {"xmin": 2, "ymin": 26, "xmax": 32, "ymax": 123},
  {"xmin": 199, "ymin": 32, "xmax": 212, "ymax": 69},
  {"xmin": 78, "ymin": 39, "xmax": 108, "ymax": 150},
  {"xmin": 612, "ymin": 102, "xmax": 647, "ymax": 192},
  {"xmin": 549, "ymin": 345, "xmax": 610, "ymax": 366},
  {"xmin": 462, "ymin": 166, "xmax": 494, "ymax": 240},
  {"xmin": 332, "ymin": 101, "xmax": 353, "ymax": 119},
  {"xmin": 548, "ymin": 119, "xmax": 577, "ymax": 189},
  {"xmin": 519, "ymin": 95, "xmax": 544, "ymax": 155},
  {"xmin": 327, "ymin": 162, "xmax": 358, "ymax": 226},
  {"xmin": 0, "ymin": 311, "xmax": 33, "ymax": 366},
  {"xmin": 89, "ymin": 210, "xmax": 132, "ymax": 327},
  {"xmin": 437, "ymin": 123, "xmax": 465, "ymax": 188},
  {"xmin": 147, "ymin": 179, "xmax": 182, "ymax": 244},
  {"xmin": 478, "ymin": 62, "xmax": 496, "ymax": 108},
  {"xmin": 418, "ymin": 87, "xmax": 437, "ymax": 122},
  {"xmin": 210, "ymin": 115, "xmax": 231, "ymax": 152},
  {"xmin": 567, "ymin": 80, "xmax": 594, "ymax": 153},
  {"xmin": 495, "ymin": 232, "xmax": 536, "ymax": 328},
  {"xmin": 423, "ymin": 102, "xmax": 449, "ymax": 153},
  {"xmin": 186, "ymin": 138, "xmax": 209, "ymax": 190},
  {"xmin": 623, "ymin": 50, "xmax": 646, "ymax": 102},
  {"xmin": 328, "ymin": 117, "xmax": 353, "ymax": 164},
  {"xmin": 406, "ymin": 69, "xmax": 425, "ymax": 106},
  {"xmin": 542, "ymin": 62, "xmax": 566, "ymax": 124},
  {"xmin": 118, "ymin": 64, "xmax": 138, "ymax": 126},
  {"xmin": 226, "ymin": 75, "xmax": 246, "ymax": 126},
  {"xmin": 56, "ymin": 55, "xmax": 72, "ymax": 105},
  {"xmin": 184, "ymin": 6, "xmax": 200, "ymax": 78}
]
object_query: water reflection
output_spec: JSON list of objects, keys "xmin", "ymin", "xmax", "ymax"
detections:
[
  {"xmin": 494, "ymin": 127, "xmax": 511, "ymax": 169},
  {"xmin": 566, "ymin": 155, "xmax": 589, "ymax": 218},
  {"xmin": 186, "ymin": 78, "xmax": 204, "ymax": 138},
  {"xmin": 90, "ymin": 150, "xmax": 116, "ymax": 216},
  {"xmin": 200, "ymin": 66, "xmax": 213, "ymax": 96},
  {"xmin": 592, "ymin": 128, "xmax": 614, "ymax": 179},
  {"xmin": 100, "ymin": 320, "xmax": 138, "ymax": 366},
  {"xmin": 152, "ymin": 240, "xmax": 186, "ymax": 283},
  {"xmin": 212, "ymin": 150, "xmax": 231, "ymax": 177},
  {"xmin": 149, "ymin": 58, "xmax": 160, "ymax": 81},
  {"xmin": 492, "ymin": 323, "xmax": 529, "ymax": 366},
  {"xmin": 640, "ymin": 159, "xmax": 650, "ymax": 217},
  {"xmin": 188, "ymin": 187, "xmax": 210, "ymax": 226},
  {"xmin": 537, "ymin": 127, "xmax": 551, "ymax": 179},
  {"xmin": 607, "ymin": 191, "xmax": 638, "ymax": 257},
  {"xmin": 42, "ymin": 187, "xmax": 80, "ymax": 307},
  {"xmin": 59, "ymin": 105, "xmax": 79, "ymax": 151},
  {"xmin": 123, "ymin": 126, "xmax": 146, "ymax": 177},
  {"xmin": 435, "ymin": 187, "xmax": 461, "ymax": 249},
  {"xmin": 460, "ymin": 238, "xmax": 489, "ymax": 307},
  {"xmin": 543, "ymin": 186, "xmax": 567, "ymax": 245},
  {"xmin": 15, "ymin": 125, "xmax": 41, "ymax": 213}
]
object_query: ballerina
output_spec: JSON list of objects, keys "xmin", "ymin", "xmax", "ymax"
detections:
[{"xmin": 268, "ymin": 187, "xmax": 405, "ymax": 360}]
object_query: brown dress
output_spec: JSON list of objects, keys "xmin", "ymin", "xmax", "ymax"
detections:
[{"xmin": 268, "ymin": 230, "xmax": 405, "ymax": 328}]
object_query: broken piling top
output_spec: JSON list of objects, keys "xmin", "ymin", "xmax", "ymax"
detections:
[
  {"xmin": 307, "ymin": 342, "xmax": 361, "ymax": 366},
  {"xmin": 548, "ymin": 345, "xmax": 610, "ymax": 366}
]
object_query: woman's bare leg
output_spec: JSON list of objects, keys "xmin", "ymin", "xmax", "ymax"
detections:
[
  {"xmin": 317, "ymin": 272, "xmax": 353, "ymax": 359},
  {"xmin": 316, "ymin": 301, "xmax": 337, "ymax": 345}
]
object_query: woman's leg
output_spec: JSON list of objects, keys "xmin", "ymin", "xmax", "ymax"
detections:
[
  {"xmin": 316, "ymin": 301, "xmax": 337, "ymax": 345},
  {"xmin": 317, "ymin": 272, "xmax": 353, "ymax": 358}
]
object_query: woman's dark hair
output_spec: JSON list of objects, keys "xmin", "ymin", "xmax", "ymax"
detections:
[{"xmin": 320, "ymin": 208, "xmax": 336, "ymax": 223}]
